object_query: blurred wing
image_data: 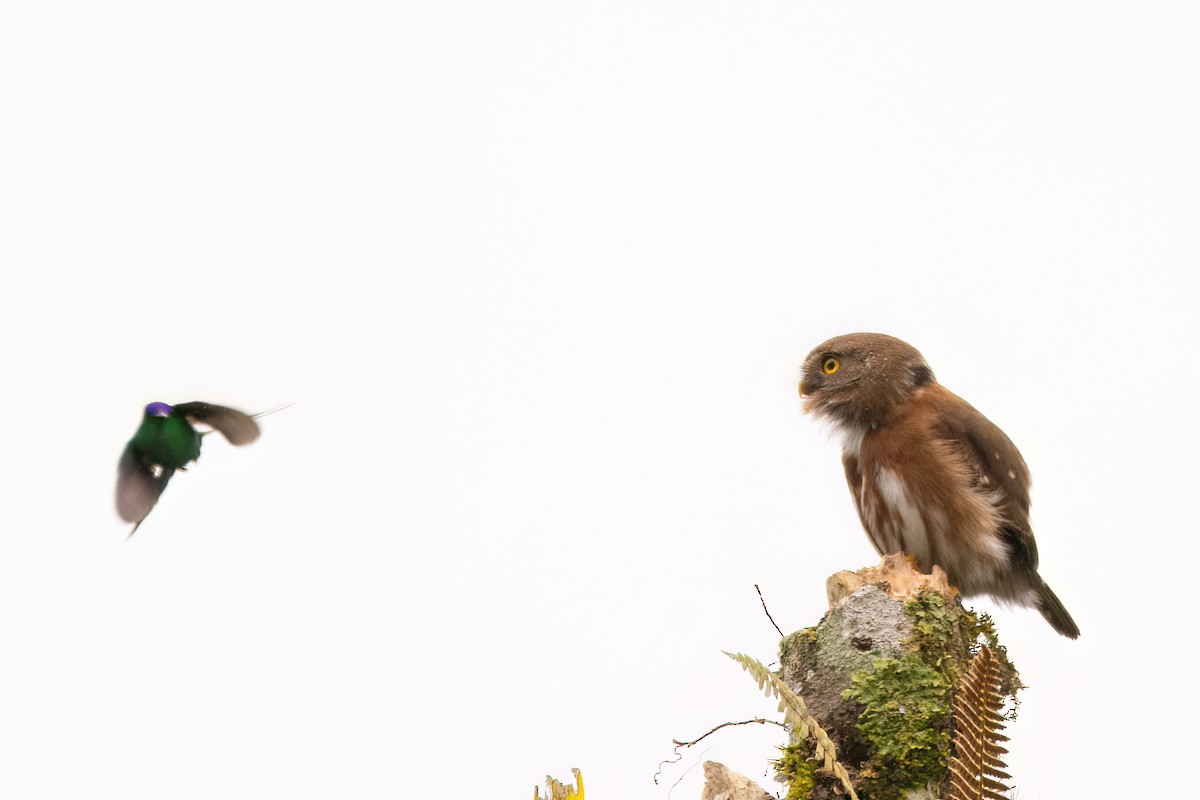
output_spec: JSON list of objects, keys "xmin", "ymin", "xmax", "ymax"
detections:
[
  {"xmin": 116, "ymin": 442, "xmax": 171, "ymax": 525},
  {"xmin": 173, "ymin": 402, "xmax": 261, "ymax": 446}
]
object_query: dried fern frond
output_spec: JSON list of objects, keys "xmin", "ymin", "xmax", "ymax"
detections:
[
  {"xmin": 947, "ymin": 646, "xmax": 1011, "ymax": 800},
  {"xmin": 535, "ymin": 768, "xmax": 584, "ymax": 800},
  {"xmin": 724, "ymin": 651, "xmax": 859, "ymax": 800}
]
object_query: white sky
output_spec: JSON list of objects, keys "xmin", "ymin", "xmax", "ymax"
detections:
[{"xmin": 2, "ymin": 2, "xmax": 1197, "ymax": 798}]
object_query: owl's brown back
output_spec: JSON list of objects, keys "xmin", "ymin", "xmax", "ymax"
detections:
[{"xmin": 800, "ymin": 332, "xmax": 1079, "ymax": 637}]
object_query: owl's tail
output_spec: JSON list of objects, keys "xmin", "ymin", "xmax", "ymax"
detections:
[{"xmin": 1035, "ymin": 580, "xmax": 1080, "ymax": 639}]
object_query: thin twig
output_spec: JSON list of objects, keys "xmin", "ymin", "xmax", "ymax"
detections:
[
  {"xmin": 755, "ymin": 584, "xmax": 785, "ymax": 637},
  {"xmin": 666, "ymin": 746, "xmax": 709, "ymax": 800},
  {"xmin": 654, "ymin": 718, "xmax": 785, "ymax": 785},
  {"xmin": 652, "ymin": 745, "xmax": 682, "ymax": 785},
  {"xmin": 673, "ymin": 717, "xmax": 786, "ymax": 748}
]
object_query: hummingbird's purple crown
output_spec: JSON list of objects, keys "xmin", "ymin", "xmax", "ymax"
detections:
[{"xmin": 145, "ymin": 402, "xmax": 173, "ymax": 417}]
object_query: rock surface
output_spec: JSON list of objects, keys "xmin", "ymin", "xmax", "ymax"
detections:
[{"xmin": 700, "ymin": 761, "xmax": 773, "ymax": 800}]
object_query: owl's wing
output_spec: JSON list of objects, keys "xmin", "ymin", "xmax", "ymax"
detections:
[
  {"xmin": 116, "ymin": 442, "xmax": 172, "ymax": 529},
  {"xmin": 174, "ymin": 402, "xmax": 261, "ymax": 446},
  {"xmin": 932, "ymin": 393, "xmax": 1039, "ymax": 571}
]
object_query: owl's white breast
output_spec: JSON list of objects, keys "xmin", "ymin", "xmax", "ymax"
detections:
[
  {"xmin": 875, "ymin": 467, "xmax": 932, "ymax": 565},
  {"xmin": 834, "ymin": 422, "xmax": 867, "ymax": 459}
]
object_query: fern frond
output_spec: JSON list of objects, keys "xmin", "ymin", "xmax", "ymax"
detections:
[
  {"xmin": 724, "ymin": 651, "xmax": 859, "ymax": 800},
  {"xmin": 946, "ymin": 647, "xmax": 1011, "ymax": 800},
  {"xmin": 535, "ymin": 768, "xmax": 584, "ymax": 800}
]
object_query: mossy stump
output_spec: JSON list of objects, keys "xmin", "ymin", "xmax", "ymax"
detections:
[{"xmin": 776, "ymin": 556, "xmax": 1020, "ymax": 800}]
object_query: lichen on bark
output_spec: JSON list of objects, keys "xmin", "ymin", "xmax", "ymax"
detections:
[{"xmin": 775, "ymin": 555, "xmax": 1021, "ymax": 800}]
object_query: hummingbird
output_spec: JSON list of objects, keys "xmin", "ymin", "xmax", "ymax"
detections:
[{"xmin": 116, "ymin": 401, "xmax": 272, "ymax": 538}]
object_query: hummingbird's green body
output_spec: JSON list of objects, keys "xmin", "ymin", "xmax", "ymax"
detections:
[
  {"xmin": 130, "ymin": 413, "xmax": 203, "ymax": 471},
  {"xmin": 116, "ymin": 401, "xmax": 265, "ymax": 537}
]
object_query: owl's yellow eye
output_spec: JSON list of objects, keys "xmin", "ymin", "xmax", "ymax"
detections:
[{"xmin": 823, "ymin": 357, "xmax": 840, "ymax": 375}]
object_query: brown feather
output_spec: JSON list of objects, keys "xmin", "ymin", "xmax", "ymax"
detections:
[{"xmin": 800, "ymin": 333, "xmax": 1078, "ymax": 638}]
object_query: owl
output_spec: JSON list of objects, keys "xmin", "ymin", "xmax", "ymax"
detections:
[{"xmin": 799, "ymin": 333, "xmax": 1079, "ymax": 638}]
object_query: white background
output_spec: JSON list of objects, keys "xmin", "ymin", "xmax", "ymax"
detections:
[{"xmin": 2, "ymin": 3, "xmax": 1196, "ymax": 798}]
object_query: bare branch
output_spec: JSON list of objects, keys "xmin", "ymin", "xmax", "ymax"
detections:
[
  {"xmin": 673, "ymin": 716, "xmax": 786, "ymax": 748},
  {"xmin": 654, "ymin": 718, "xmax": 785, "ymax": 785},
  {"xmin": 755, "ymin": 584, "xmax": 785, "ymax": 637}
]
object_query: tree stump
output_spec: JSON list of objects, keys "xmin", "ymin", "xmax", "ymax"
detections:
[{"xmin": 775, "ymin": 555, "xmax": 1020, "ymax": 800}]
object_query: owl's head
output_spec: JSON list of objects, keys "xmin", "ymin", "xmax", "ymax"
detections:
[{"xmin": 799, "ymin": 333, "xmax": 935, "ymax": 432}]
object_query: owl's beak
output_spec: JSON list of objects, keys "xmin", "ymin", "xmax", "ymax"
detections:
[{"xmin": 798, "ymin": 379, "xmax": 811, "ymax": 397}]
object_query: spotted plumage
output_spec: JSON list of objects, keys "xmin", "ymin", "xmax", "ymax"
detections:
[{"xmin": 799, "ymin": 333, "xmax": 1079, "ymax": 638}]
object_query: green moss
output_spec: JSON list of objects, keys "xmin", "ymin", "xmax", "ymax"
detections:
[
  {"xmin": 842, "ymin": 653, "xmax": 950, "ymax": 800},
  {"xmin": 778, "ymin": 626, "xmax": 819, "ymax": 666},
  {"xmin": 904, "ymin": 595, "xmax": 953, "ymax": 654},
  {"xmin": 773, "ymin": 744, "xmax": 817, "ymax": 800},
  {"xmin": 836, "ymin": 592, "xmax": 1022, "ymax": 798},
  {"xmin": 959, "ymin": 609, "xmax": 1023, "ymax": 703},
  {"xmin": 903, "ymin": 594, "xmax": 961, "ymax": 694},
  {"xmin": 904, "ymin": 594, "xmax": 1022, "ymax": 704},
  {"xmin": 771, "ymin": 588, "xmax": 1024, "ymax": 797}
]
